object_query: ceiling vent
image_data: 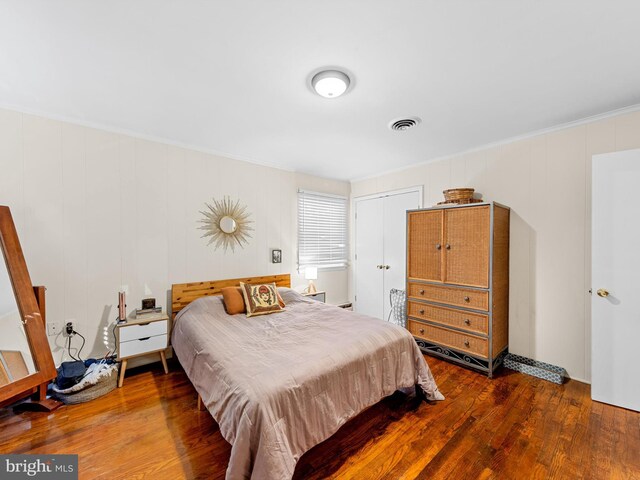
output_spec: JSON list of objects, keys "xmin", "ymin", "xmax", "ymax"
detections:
[{"xmin": 389, "ymin": 117, "xmax": 421, "ymax": 132}]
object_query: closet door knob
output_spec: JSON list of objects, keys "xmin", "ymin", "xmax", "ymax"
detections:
[
  {"xmin": 384, "ymin": 265, "xmax": 390, "ymax": 270},
  {"xmin": 464, "ymin": 340, "xmax": 470, "ymax": 347},
  {"xmin": 419, "ymin": 328, "xmax": 425, "ymax": 334},
  {"xmin": 376, "ymin": 265, "xmax": 383, "ymax": 269},
  {"xmin": 436, "ymin": 243, "xmax": 442, "ymax": 250},
  {"xmin": 464, "ymin": 319, "xmax": 471, "ymax": 325},
  {"xmin": 464, "ymin": 296, "xmax": 470, "ymax": 303},
  {"xmin": 445, "ymin": 244, "xmax": 451, "ymax": 250},
  {"xmin": 419, "ymin": 289, "xmax": 425, "ymax": 295},
  {"xmin": 419, "ymin": 309, "xmax": 425, "ymax": 315}
]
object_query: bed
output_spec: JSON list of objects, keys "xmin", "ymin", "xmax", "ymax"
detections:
[{"xmin": 171, "ymin": 274, "xmax": 443, "ymax": 479}]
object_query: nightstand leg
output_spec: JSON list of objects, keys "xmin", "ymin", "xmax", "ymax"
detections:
[
  {"xmin": 118, "ymin": 360, "xmax": 127, "ymax": 388},
  {"xmin": 159, "ymin": 351, "xmax": 169, "ymax": 374},
  {"xmin": 197, "ymin": 394, "xmax": 206, "ymax": 411}
]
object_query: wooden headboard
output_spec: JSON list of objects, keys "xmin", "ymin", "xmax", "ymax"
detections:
[{"xmin": 171, "ymin": 273, "xmax": 291, "ymax": 319}]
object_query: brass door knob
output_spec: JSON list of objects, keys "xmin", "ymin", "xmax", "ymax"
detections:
[
  {"xmin": 436, "ymin": 243, "xmax": 442, "ymax": 250},
  {"xmin": 464, "ymin": 340, "xmax": 470, "ymax": 347},
  {"xmin": 445, "ymin": 244, "xmax": 451, "ymax": 250},
  {"xmin": 419, "ymin": 289, "xmax": 425, "ymax": 295},
  {"xmin": 419, "ymin": 328, "xmax": 425, "ymax": 334},
  {"xmin": 464, "ymin": 319, "xmax": 471, "ymax": 325},
  {"xmin": 596, "ymin": 289, "xmax": 610, "ymax": 298},
  {"xmin": 464, "ymin": 296, "xmax": 470, "ymax": 302},
  {"xmin": 419, "ymin": 309, "xmax": 425, "ymax": 315}
]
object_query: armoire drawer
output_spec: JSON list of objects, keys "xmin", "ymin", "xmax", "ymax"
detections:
[
  {"xmin": 407, "ymin": 301, "xmax": 489, "ymax": 335},
  {"xmin": 408, "ymin": 282, "xmax": 489, "ymax": 311},
  {"xmin": 407, "ymin": 319, "xmax": 488, "ymax": 358}
]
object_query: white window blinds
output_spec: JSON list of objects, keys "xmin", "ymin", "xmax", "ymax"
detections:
[{"xmin": 297, "ymin": 190, "xmax": 348, "ymax": 270}]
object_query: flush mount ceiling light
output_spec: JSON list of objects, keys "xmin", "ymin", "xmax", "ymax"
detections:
[{"xmin": 311, "ymin": 70, "xmax": 350, "ymax": 98}]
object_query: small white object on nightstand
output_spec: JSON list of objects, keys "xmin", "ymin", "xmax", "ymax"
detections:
[
  {"xmin": 116, "ymin": 313, "xmax": 170, "ymax": 387},
  {"xmin": 304, "ymin": 267, "xmax": 318, "ymax": 294}
]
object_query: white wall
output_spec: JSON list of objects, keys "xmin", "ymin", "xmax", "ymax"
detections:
[
  {"xmin": 0, "ymin": 107, "xmax": 350, "ymax": 364},
  {"xmin": 351, "ymin": 110, "xmax": 640, "ymax": 383}
]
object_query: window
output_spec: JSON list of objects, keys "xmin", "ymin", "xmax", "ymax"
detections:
[{"xmin": 297, "ymin": 190, "xmax": 348, "ymax": 270}]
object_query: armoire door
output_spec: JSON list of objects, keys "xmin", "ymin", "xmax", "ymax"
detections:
[
  {"xmin": 443, "ymin": 206, "xmax": 490, "ymax": 288},
  {"xmin": 407, "ymin": 209, "xmax": 443, "ymax": 283},
  {"xmin": 592, "ymin": 149, "xmax": 640, "ymax": 412}
]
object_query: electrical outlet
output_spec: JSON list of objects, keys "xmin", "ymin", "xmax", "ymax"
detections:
[
  {"xmin": 47, "ymin": 322, "xmax": 61, "ymax": 336},
  {"xmin": 65, "ymin": 321, "xmax": 74, "ymax": 336}
]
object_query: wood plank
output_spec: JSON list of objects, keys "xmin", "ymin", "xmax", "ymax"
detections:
[
  {"xmin": 33, "ymin": 286, "xmax": 46, "ymax": 324},
  {"xmin": 171, "ymin": 273, "xmax": 291, "ymax": 319},
  {"xmin": 492, "ymin": 204, "xmax": 510, "ymax": 355},
  {"xmin": 1, "ymin": 357, "xmax": 637, "ymax": 479}
]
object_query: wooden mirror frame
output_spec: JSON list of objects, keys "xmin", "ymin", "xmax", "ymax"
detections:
[{"xmin": 0, "ymin": 206, "xmax": 57, "ymax": 406}]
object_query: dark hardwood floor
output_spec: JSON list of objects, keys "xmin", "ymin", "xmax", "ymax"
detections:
[{"xmin": 0, "ymin": 356, "xmax": 638, "ymax": 479}]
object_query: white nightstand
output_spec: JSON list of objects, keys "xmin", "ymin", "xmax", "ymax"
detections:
[
  {"xmin": 303, "ymin": 291, "xmax": 326, "ymax": 303},
  {"xmin": 116, "ymin": 313, "xmax": 169, "ymax": 387}
]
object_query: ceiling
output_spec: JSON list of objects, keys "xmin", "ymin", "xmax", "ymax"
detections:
[{"xmin": 1, "ymin": 1, "xmax": 639, "ymax": 181}]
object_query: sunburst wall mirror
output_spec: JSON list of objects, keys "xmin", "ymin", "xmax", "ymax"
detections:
[{"xmin": 198, "ymin": 196, "xmax": 253, "ymax": 252}]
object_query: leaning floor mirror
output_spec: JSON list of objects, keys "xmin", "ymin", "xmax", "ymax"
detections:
[{"xmin": 0, "ymin": 205, "xmax": 57, "ymax": 409}]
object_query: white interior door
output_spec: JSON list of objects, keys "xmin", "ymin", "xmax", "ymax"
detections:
[
  {"xmin": 592, "ymin": 149, "xmax": 640, "ymax": 412},
  {"xmin": 355, "ymin": 197, "xmax": 384, "ymax": 318},
  {"xmin": 382, "ymin": 191, "xmax": 421, "ymax": 320}
]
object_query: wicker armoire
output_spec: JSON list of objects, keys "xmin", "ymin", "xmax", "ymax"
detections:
[{"xmin": 405, "ymin": 202, "xmax": 510, "ymax": 377}]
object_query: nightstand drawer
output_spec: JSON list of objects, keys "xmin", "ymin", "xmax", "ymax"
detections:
[
  {"xmin": 119, "ymin": 320, "xmax": 168, "ymax": 342},
  {"xmin": 119, "ymin": 334, "xmax": 167, "ymax": 359},
  {"xmin": 304, "ymin": 292, "xmax": 326, "ymax": 303}
]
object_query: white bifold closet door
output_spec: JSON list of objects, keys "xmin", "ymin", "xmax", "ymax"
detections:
[{"xmin": 355, "ymin": 190, "xmax": 421, "ymax": 320}]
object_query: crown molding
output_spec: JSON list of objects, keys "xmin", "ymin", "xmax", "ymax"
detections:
[
  {"xmin": 0, "ymin": 102, "xmax": 296, "ymax": 174},
  {"xmin": 350, "ymin": 102, "xmax": 640, "ymax": 183}
]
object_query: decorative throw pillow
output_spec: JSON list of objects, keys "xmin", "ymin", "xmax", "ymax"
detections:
[
  {"xmin": 240, "ymin": 282, "xmax": 284, "ymax": 317},
  {"xmin": 221, "ymin": 286, "xmax": 286, "ymax": 315},
  {"xmin": 221, "ymin": 287, "xmax": 246, "ymax": 315}
]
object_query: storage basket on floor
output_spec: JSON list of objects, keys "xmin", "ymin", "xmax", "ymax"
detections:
[{"xmin": 51, "ymin": 365, "xmax": 118, "ymax": 404}]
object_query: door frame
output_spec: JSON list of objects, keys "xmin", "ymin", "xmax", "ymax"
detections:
[{"xmin": 351, "ymin": 186, "xmax": 424, "ymax": 310}]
